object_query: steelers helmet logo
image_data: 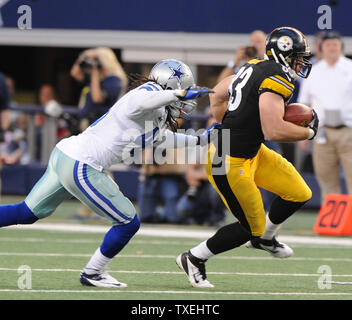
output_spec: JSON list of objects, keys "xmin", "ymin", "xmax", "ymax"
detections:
[{"xmin": 277, "ymin": 36, "xmax": 293, "ymax": 51}]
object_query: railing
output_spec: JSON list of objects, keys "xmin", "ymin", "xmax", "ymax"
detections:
[
  {"xmin": 9, "ymin": 105, "xmax": 79, "ymax": 164},
  {"xmin": 9, "ymin": 104, "xmax": 210, "ymax": 164}
]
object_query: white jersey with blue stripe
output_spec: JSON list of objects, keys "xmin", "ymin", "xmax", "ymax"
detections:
[{"xmin": 56, "ymin": 82, "xmax": 179, "ymax": 171}]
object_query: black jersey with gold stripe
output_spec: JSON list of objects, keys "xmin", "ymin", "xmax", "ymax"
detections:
[{"xmin": 220, "ymin": 59, "xmax": 295, "ymax": 158}]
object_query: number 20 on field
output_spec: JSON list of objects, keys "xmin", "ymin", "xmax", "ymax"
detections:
[{"xmin": 313, "ymin": 194, "xmax": 352, "ymax": 236}]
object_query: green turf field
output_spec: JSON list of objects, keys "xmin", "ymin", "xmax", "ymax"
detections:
[{"xmin": 1, "ymin": 195, "xmax": 352, "ymax": 301}]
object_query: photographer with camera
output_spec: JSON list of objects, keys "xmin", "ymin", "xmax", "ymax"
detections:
[
  {"xmin": 70, "ymin": 47, "xmax": 128, "ymax": 131},
  {"xmin": 217, "ymin": 30, "xmax": 266, "ymax": 82}
]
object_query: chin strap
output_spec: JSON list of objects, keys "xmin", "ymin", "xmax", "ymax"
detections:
[{"xmin": 270, "ymin": 49, "xmax": 298, "ymax": 81}]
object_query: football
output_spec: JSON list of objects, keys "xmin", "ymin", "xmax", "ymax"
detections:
[{"xmin": 283, "ymin": 103, "xmax": 313, "ymax": 127}]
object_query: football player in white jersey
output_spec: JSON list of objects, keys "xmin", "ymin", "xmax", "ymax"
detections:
[{"xmin": 0, "ymin": 59, "xmax": 216, "ymax": 288}]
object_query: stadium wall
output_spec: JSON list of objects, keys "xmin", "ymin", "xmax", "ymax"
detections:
[
  {"xmin": 1, "ymin": 163, "xmax": 347, "ymax": 209},
  {"xmin": 1, "ymin": 0, "xmax": 350, "ymax": 35}
]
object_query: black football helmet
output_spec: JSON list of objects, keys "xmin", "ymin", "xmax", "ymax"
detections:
[{"xmin": 265, "ymin": 27, "xmax": 312, "ymax": 80}]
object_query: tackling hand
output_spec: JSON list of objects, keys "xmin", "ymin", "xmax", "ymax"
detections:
[
  {"xmin": 308, "ymin": 109, "xmax": 319, "ymax": 140},
  {"xmin": 197, "ymin": 122, "xmax": 222, "ymax": 146},
  {"xmin": 175, "ymin": 87, "xmax": 215, "ymax": 100}
]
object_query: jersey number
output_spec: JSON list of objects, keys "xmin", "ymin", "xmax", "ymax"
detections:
[{"xmin": 228, "ymin": 66, "xmax": 253, "ymax": 111}]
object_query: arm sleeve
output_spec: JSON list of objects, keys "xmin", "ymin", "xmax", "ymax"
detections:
[
  {"xmin": 129, "ymin": 90, "xmax": 180, "ymax": 117},
  {"xmin": 155, "ymin": 129, "xmax": 198, "ymax": 149}
]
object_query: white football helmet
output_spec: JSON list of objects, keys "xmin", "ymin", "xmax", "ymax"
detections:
[
  {"xmin": 149, "ymin": 59, "xmax": 196, "ymax": 119},
  {"xmin": 149, "ymin": 59, "xmax": 195, "ymax": 90}
]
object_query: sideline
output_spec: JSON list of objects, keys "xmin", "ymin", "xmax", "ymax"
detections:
[{"xmin": 7, "ymin": 222, "xmax": 352, "ymax": 247}]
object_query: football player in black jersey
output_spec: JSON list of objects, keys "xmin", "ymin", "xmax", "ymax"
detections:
[{"xmin": 176, "ymin": 27, "xmax": 320, "ymax": 288}]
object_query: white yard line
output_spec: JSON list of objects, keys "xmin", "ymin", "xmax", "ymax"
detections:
[
  {"xmin": 0, "ymin": 236, "xmax": 350, "ymax": 249},
  {"xmin": 0, "ymin": 267, "xmax": 352, "ymax": 278},
  {"xmin": 6, "ymin": 222, "xmax": 352, "ymax": 247},
  {"xmin": 0, "ymin": 237, "xmax": 197, "ymax": 246}
]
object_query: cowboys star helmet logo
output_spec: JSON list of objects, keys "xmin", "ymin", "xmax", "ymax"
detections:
[
  {"xmin": 168, "ymin": 65, "xmax": 184, "ymax": 82},
  {"xmin": 277, "ymin": 36, "xmax": 294, "ymax": 51}
]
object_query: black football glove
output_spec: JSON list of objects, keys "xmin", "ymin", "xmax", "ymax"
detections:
[{"xmin": 308, "ymin": 109, "xmax": 319, "ymax": 140}]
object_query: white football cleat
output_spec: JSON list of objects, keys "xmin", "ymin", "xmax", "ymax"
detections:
[
  {"xmin": 176, "ymin": 251, "xmax": 214, "ymax": 288},
  {"xmin": 80, "ymin": 269, "xmax": 128, "ymax": 288},
  {"xmin": 245, "ymin": 236, "xmax": 293, "ymax": 258}
]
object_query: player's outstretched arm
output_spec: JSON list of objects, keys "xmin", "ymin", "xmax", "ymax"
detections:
[
  {"xmin": 210, "ymin": 75, "xmax": 234, "ymax": 123},
  {"xmin": 155, "ymin": 121, "xmax": 221, "ymax": 150},
  {"xmin": 259, "ymin": 92, "xmax": 312, "ymax": 142},
  {"xmin": 130, "ymin": 87, "xmax": 213, "ymax": 116}
]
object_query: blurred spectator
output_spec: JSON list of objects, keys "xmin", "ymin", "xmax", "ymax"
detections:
[
  {"xmin": 0, "ymin": 72, "xmax": 10, "ymax": 133},
  {"xmin": 292, "ymin": 31, "xmax": 327, "ymax": 105},
  {"xmin": 138, "ymin": 165, "xmax": 186, "ymax": 223},
  {"xmin": 138, "ymin": 120, "xmax": 187, "ymax": 224},
  {"xmin": 296, "ymin": 31, "xmax": 328, "ymax": 173},
  {"xmin": 274, "ymin": 32, "xmax": 328, "ymax": 166},
  {"xmin": 34, "ymin": 84, "xmax": 68, "ymax": 161},
  {"xmin": 70, "ymin": 47, "xmax": 128, "ymax": 131},
  {"xmin": 249, "ymin": 30, "xmax": 267, "ymax": 58},
  {"xmin": 35, "ymin": 84, "xmax": 62, "ymax": 127},
  {"xmin": 217, "ymin": 30, "xmax": 266, "ymax": 82},
  {"xmin": 298, "ymin": 31, "xmax": 352, "ymax": 203},
  {"xmin": 6, "ymin": 77, "xmax": 18, "ymax": 107},
  {"xmin": 2, "ymin": 77, "xmax": 19, "ymax": 131},
  {"xmin": 176, "ymin": 115, "xmax": 226, "ymax": 225},
  {"xmin": 176, "ymin": 163, "xmax": 226, "ymax": 226},
  {"xmin": 38, "ymin": 84, "xmax": 63, "ymax": 118},
  {"xmin": 217, "ymin": 46, "xmax": 258, "ymax": 83},
  {"xmin": 1, "ymin": 128, "xmax": 29, "ymax": 165},
  {"xmin": 310, "ymin": 31, "xmax": 328, "ymax": 65}
]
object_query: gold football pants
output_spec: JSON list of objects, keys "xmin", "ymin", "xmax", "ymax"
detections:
[{"xmin": 207, "ymin": 143, "xmax": 312, "ymax": 236}]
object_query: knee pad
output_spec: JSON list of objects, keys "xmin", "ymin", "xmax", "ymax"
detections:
[{"xmin": 282, "ymin": 185, "xmax": 312, "ymax": 203}]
